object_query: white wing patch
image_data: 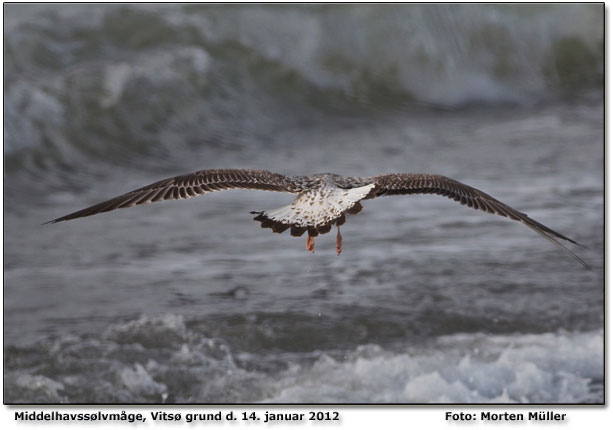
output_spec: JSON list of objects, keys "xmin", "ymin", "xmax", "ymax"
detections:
[{"xmin": 263, "ymin": 184, "xmax": 376, "ymax": 227}]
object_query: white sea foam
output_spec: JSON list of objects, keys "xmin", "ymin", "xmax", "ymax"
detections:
[
  {"xmin": 119, "ymin": 363, "xmax": 168, "ymax": 397},
  {"xmin": 262, "ymin": 330, "xmax": 602, "ymax": 403},
  {"xmin": 3, "ymin": 313, "xmax": 603, "ymax": 403}
]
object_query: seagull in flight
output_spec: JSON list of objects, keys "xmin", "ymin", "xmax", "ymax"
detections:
[{"xmin": 47, "ymin": 169, "xmax": 589, "ymax": 269}]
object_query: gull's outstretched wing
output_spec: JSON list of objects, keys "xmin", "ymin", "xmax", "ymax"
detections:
[
  {"xmin": 369, "ymin": 173, "xmax": 590, "ymax": 270},
  {"xmin": 46, "ymin": 169, "xmax": 304, "ymax": 224}
]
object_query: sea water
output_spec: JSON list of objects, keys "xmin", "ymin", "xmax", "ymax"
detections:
[{"xmin": 4, "ymin": 4, "xmax": 603, "ymax": 403}]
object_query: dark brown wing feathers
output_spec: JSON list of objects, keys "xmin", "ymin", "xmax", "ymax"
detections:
[
  {"xmin": 46, "ymin": 169, "xmax": 301, "ymax": 224},
  {"xmin": 372, "ymin": 173, "xmax": 590, "ymax": 269},
  {"xmin": 46, "ymin": 169, "xmax": 588, "ymax": 269}
]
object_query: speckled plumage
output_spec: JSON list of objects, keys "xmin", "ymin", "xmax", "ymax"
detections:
[
  {"xmin": 47, "ymin": 169, "xmax": 589, "ymax": 268},
  {"xmin": 251, "ymin": 183, "xmax": 376, "ymax": 237}
]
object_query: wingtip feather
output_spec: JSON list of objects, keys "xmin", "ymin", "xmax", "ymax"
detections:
[{"xmin": 522, "ymin": 221, "xmax": 592, "ymax": 270}]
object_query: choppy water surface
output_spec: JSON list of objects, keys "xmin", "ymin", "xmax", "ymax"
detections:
[{"xmin": 4, "ymin": 4, "xmax": 603, "ymax": 403}]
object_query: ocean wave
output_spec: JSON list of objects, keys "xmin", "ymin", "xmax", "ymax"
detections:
[
  {"xmin": 4, "ymin": 4, "xmax": 603, "ymax": 158},
  {"xmin": 4, "ymin": 314, "xmax": 603, "ymax": 403},
  {"xmin": 264, "ymin": 330, "xmax": 603, "ymax": 403}
]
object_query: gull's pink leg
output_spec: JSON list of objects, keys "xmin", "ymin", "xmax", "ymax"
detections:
[
  {"xmin": 306, "ymin": 236, "xmax": 315, "ymax": 253},
  {"xmin": 336, "ymin": 226, "xmax": 342, "ymax": 256}
]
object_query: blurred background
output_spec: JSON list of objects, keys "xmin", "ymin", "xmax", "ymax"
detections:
[{"xmin": 4, "ymin": 4, "xmax": 603, "ymax": 403}]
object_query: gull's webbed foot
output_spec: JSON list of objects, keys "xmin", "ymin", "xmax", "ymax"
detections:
[
  {"xmin": 336, "ymin": 227, "xmax": 342, "ymax": 256},
  {"xmin": 306, "ymin": 235, "xmax": 315, "ymax": 253}
]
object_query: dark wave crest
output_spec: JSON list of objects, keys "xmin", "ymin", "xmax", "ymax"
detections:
[{"xmin": 5, "ymin": 4, "xmax": 603, "ymax": 160}]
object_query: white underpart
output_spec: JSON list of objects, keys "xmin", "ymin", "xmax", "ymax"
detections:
[{"xmin": 263, "ymin": 184, "xmax": 376, "ymax": 227}]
